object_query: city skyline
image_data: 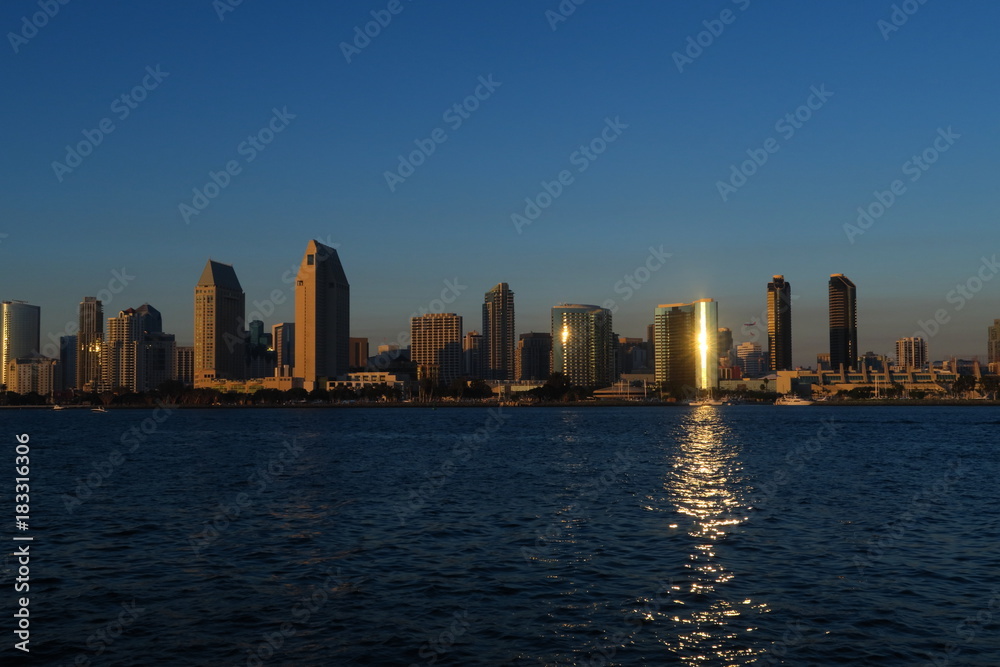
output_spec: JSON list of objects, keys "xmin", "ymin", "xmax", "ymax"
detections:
[{"xmin": 3, "ymin": 3, "xmax": 999, "ymax": 368}]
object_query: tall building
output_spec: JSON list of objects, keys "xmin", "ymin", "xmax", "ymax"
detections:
[
  {"xmin": 1, "ymin": 300, "xmax": 41, "ymax": 389},
  {"xmin": 653, "ymin": 299, "xmax": 719, "ymax": 391},
  {"xmin": 76, "ymin": 296, "xmax": 103, "ymax": 391},
  {"xmin": 516, "ymin": 332, "xmax": 552, "ymax": 381},
  {"xmin": 411, "ymin": 313, "xmax": 463, "ymax": 385},
  {"xmin": 272, "ymin": 323, "xmax": 294, "ymax": 376},
  {"xmin": 143, "ymin": 332, "xmax": 176, "ymax": 392},
  {"xmin": 134, "ymin": 303, "xmax": 163, "ymax": 334},
  {"xmin": 294, "ymin": 240, "xmax": 350, "ymax": 388},
  {"xmin": 102, "ymin": 308, "xmax": 143, "ymax": 392},
  {"xmin": 483, "ymin": 283, "xmax": 515, "ymax": 380},
  {"xmin": 989, "ymin": 320, "xmax": 1000, "ymax": 368},
  {"xmin": 550, "ymin": 305, "xmax": 614, "ymax": 388},
  {"xmin": 896, "ymin": 337, "xmax": 927, "ymax": 371},
  {"xmin": 349, "ymin": 337, "xmax": 369, "ymax": 370},
  {"xmin": 617, "ymin": 337, "xmax": 647, "ymax": 375},
  {"xmin": 194, "ymin": 260, "xmax": 246, "ymax": 385},
  {"xmin": 246, "ymin": 319, "xmax": 274, "ymax": 378},
  {"xmin": 60, "ymin": 335, "xmax": 76, "ymax": 390},
  {"xmin": 463, "ymin": 331, "xmax": 484, "ymax": 379},
  {"xmin": 717, "ymin": 327, "xmax": 735, "ymax": 368},
  {"xmin": 175, "ymin": 346, "xmax": 194, "ymax": 385},
  {"xmin": 737, "ymin": 342, "xmax": 766, "ymax": 378},
  {"xmin": 829, "ymin": 274, "xmax": 858, "ymax": 371},
  {"xmin": 767, "ymin": 275, "xmax": 792, "ymax": 371}
]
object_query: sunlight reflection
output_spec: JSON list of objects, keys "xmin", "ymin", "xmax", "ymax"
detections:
[{"xmin": 664, "ymin": 408, "xmax": 768, "ymax": 665}]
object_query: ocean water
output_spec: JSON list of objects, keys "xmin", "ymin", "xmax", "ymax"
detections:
[{"xmin": 4, "ymin": 405, "xmax": 1000, "ymax": 666}]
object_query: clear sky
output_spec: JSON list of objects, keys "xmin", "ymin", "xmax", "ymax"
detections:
[{"xmin": 2, "ymin": 1, "xmax": 998, "ymax": 366}]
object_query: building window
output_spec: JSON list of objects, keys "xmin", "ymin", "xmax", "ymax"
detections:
[{"xmin": 307, "ymin": 254, "xmax": 314, "ymax": 266}]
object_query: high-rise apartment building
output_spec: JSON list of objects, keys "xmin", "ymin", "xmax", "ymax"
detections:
[
  {"xmin": 896, "ymin": 337, "xmax": 927, "ymax": 371},
  {"xmin": 516, "ymin": 332, "xmax": 552, "ymax": 381},
  {"xmin": 829, "ymin": 274, "xmax": 858, "ymax": 371},
  {"xmin": 463, "ymin": 331, "xmax": 483, "ymax": 379},
  {"xmin": 550, "ymin": 305, "xmax": 614, "ymax": 388},
  {"xmin": 411, "ymin": 313, "xmax": 463, "ymax": 385},
  {"xmin": 77, "ymin": 296, "xmax": 103, "ymax": 391},
  {"xmin": 102, "ymin": 308, "xmax": 143, "ymax": 392},
  {"xmin": 1, "ymin": 300, "xmax": 40, "ymax": 389},
  {"xmin": 294, "ymin": 240, "xmax": 350, "ymax": 388},
  {"xmin": 483, "ymin": 283, "xmax": 515, "ymax": 381},
  {"xmin": 194, "ymin": 260, "xmax": 246, "ymax": 385},
  {"xmin": 767, "ymin": 275, "xmax": 792, "ymax": 371},
  {"xmin": 272, "ymin": 323, "xmax": 294, "ymax": 376},
  {"xmin": 653, "ymin": 299, "xmax": 719, "ymax": 391},
  {"xmin": 175, "ymin": 346, "xmax": 194, "ymax": 385}
]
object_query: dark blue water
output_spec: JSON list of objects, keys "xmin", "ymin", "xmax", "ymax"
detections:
[{"xmin": 3, "ymin": 406, "xmax": 999, "ymax": 666}]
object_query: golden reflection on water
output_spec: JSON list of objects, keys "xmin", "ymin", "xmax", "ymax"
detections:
[{"xmin": 663, "ymin": 407, "xmax": 768, "ymax": 665}]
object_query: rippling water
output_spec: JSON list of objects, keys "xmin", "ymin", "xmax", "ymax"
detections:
[{"xmin": 5, "ymin": 406, "xmax": 1000, "ymax": 665}]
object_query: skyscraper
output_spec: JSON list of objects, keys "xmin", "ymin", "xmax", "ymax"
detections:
[
  {"xmin": 194, "ymin": 260, "xmax": 246, "ymax": 385},
  {"xmin": 516, "ymin": 332, "xmax": 552, "ymax": 381},
  {"xmin": 1, "ymin": 300, "xmax": 41, "ymax": 389},
  {"xmin": 349, "ymin": 337, "xmax": 369, "ymax": 370},
  {"xmin": 463, "ymin": 331, "xmax": 483, "ymax": 379},
  {"xmin": 737, "ymin": 341, "xmax": 766, "ymax": 378},
  {"xmin": 483, "ymin": 283, "xmax": 515, "ymax": 381},
  {"xmin": 102, "ymin": 308, "xmax": 143, "ymax": 392},
  {"xmin": 134, "ymin": 303, "xmax": 163, "ymax": 334},
  {"xmin": 829, "ymin": 274, "xmax": 858, "ymax": 371},
  {"xmin": 411, "ymin": 313, "xmax": 463, "ymax": 386},
  {"xmin": 272, "ymin": 323, "xmax": 294, "ymax": 376},
  {"xmin": 717, "ymin": 327, "xmax": 734, "ymax": 368},
  {"xmin": 77, "ymin": 296, "xmax": 103, "ymax": 391},
  {"xmin": 550, "ymin": 305, "xmax": 614, "ymax": 388},
  {"xmin": 653, "ymin": 298, "xmax": 719, "ymax": 392},
  {"xmin": 294, "ymin": 240, "xmax": 350, "ymax": 388},
  {"xmin": 175, "ymin": 346, "xmax": 194, "ymax": 386},
  {"xmin": 767, "ymin": 275, "xmax": 792, "ymax": 371},
  {"xmin": 896, "ymin": 336, "xmax": 928, "ymax": 371}
]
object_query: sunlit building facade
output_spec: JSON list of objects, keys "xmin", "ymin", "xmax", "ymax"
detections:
[
  {"xmin": 411, "ymin": 313, "xmax": 463, "ymax": 386},
  {"xmin": 194, "ymin": 260, "xmax": 246, "ymax": 385},
  {"xmin": 895, "ymin": 337, "xmax": 927, "ymax": 371},
  {"xmin": 767, "ymin": 275, "xmax": 792, "ymax": 371},
  {"xmin": 294, "ymin": 240, "xmax": 350, "ymax": 388},
  {"xmin": 654, "ymin": 298, "xmax": 719, "ymax": 391},
  {"xmin": 550, "ymin": 305, "xmax": 614, "ymax": 388},
  {"xmin": 77, "ymin": 296, "xmax": 103, "ymax": 392},
  {"xmin": 1, "ymin": 300, "xmax": 40, "ymax": 389}
]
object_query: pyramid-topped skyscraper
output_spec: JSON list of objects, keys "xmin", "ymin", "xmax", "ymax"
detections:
[
  {"xmin": 294, "ymin": 240, "xmax": 350, "ymax": 389},
  {"xmin": 194, "ymin": 260, "xmax": 246, "ymax": 385}
]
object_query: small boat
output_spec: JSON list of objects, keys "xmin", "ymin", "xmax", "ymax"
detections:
[
  {"xmin": 775, "ymin": 395, "xmax": 814, "ymax": 406},
  {"xmin": 687, "ymin": 398, "xmax": 724, "ymax": 406},
  {"xmin": 52, "ymin": 405, "xmax": 65, "ymax": 410},
  {"xmin": 91, "ymin": 406, "xmax": 108, "ymax": 413}
]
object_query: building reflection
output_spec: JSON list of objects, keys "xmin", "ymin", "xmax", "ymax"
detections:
[{"xmin": 663, "ymin": 407, "xmax": 767, "ymax": 665}]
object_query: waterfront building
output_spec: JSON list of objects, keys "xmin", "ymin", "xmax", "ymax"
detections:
[
  {"xmin": 294, "ymin": 240, "xmax": 350, "ymax": 388},
  {"xmin": 551, "ymin": 304, "xmax": 614, "ymax": 388}
]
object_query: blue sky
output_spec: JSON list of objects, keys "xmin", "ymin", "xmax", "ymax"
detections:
[{"xmin": 2, "ymin": 1, "xmax": 998, "ymax": 366}]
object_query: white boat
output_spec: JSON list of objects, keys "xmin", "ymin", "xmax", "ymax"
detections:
[
  {"xmin": 91, "ymin": 406, "xmax": 108, "ymax": 413},
  {"xmin": 775, "ymin": 395, "xmax": 814, "ymax": 406},
  {"xmin": 52, "ymin": 404, "xmax": 65, "ymax": 410}
]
